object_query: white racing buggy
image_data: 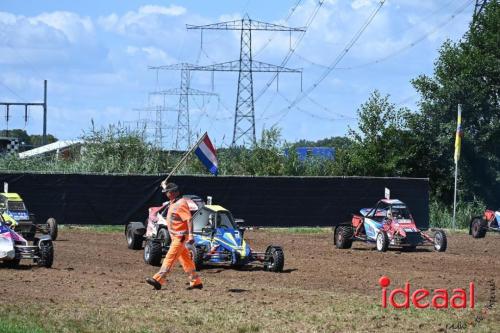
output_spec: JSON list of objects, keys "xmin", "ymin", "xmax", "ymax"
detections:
[
  {"xmin": 124, "ymin": 195, "xmax": 204, "ymax": 265},
  {"xmin": 0, "ymin": 214, "xmax": 54, "ymax": 268}
]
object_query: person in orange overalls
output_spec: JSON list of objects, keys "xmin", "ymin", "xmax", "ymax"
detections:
[{"xmin": 145, "ymin": 182, "xmax": 203, "ymax": 290}]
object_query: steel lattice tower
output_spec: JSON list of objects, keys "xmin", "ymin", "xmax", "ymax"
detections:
[
  {"xmin": 149, "ymin": 63, "xmax": 218, "ymax": 150},
  {"xmin": 186, "ymin": 14, "xmax": 304, "ymax": 146}
]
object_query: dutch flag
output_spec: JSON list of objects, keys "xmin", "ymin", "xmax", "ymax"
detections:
[{"xmin": 194, "ymin": 133, "xmax": 218, "ymax": 175}]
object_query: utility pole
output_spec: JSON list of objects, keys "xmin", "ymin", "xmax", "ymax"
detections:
[
  {"xmin": 0, "ymin": 79, "xmax": 48, "ymax": 145},
  {"xmin": 186, "ymin": 14, "xmax": 304, "ymax": 146},
  {"xmin": 148, "ymin": 63, "xmax": 218, "ymax": 150}
]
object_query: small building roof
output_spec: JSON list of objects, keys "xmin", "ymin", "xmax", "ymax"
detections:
[{"xmin": 18, "ymin": 140, "xmax": 83, "ymax": 159}]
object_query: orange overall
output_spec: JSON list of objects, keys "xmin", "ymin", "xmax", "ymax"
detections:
[{"xmin": 152, "ymin": 197, "xmax": 202, "ymax": 288}]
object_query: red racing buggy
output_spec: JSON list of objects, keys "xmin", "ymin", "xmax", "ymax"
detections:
[{"xmin": 334, "ymin": 199, "xmax": 447, "ymax": 252}]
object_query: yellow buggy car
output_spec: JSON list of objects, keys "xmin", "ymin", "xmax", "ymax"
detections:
[{"xmin": 0, "ymin": 192, "xmax": 58, "ymax": 241}]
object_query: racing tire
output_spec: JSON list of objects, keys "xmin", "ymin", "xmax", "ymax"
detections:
[
  {"xmin": 334, "ymin": 225, "xmax": 353, "ymax": 249},
  {"xmin": 126, "ymin": 226, "xmax": 143, "ymax": 250},
  {"xmin": 191, "ymin": 246, "xmax": 205, "ymax": 271},
  {"xmin": 144, "ymin": 240, "xmax": 162, "ymax": 266},
  {"xmin": 46, "ymin": 218, "xmax": 58, "ymax": 241},
  {"xmin": 433, "ymin": 230, "xmax": 447, "ymax": 252},
  {"xmin": 37, "ymin": 241, "xmax": 54, "ymax": 268},
  {"xmin": 230, "ymin": 252, "xmax": 246, "ymax": 270},
  {"xmin": 157, "ymin": 228, "xmax": 171, "ymax": 250},
  {"xmin": 471, "ymin": 218, "xmax": 487, "ymax": 239},
  {"xmin": 4, "ymin": 259, "xmax": 21, "ymax": 269},
  {"xmin": 376, "ymin": 231, "xmax": 389, "ymax": 252},
  {"xmin": 264, "ymin": 246, "xmax": 284, "ymax": 273}
]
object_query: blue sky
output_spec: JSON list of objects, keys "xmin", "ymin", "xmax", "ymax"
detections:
[{"xmin": 0, "ymin": 0, "xmax": 475, "ymax": 149}]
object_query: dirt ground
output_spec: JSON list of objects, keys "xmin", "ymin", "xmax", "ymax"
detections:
[{"xmin": 1, "ymin": 228, "xmax": 499, "ymax": 333}]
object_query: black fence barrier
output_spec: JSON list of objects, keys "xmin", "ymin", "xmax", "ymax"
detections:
[{"xmin": 0, "ymin": 173, "xmax": 429, "ymax": 228}]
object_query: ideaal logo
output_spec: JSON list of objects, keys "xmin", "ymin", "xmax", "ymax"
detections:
[{"xmin": 379, "ymin": 276, "xmax": 475, "ymax": 309}]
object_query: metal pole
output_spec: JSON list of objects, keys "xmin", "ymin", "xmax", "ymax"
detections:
[
  {"xmin": 452, "ymin": 161, "xmax": 458, "ymax": 230},
  {"xmin": 43, "ymin": 80, "xmax": 47, "ymax": 145}
]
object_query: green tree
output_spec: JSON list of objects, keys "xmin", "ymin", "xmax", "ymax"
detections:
[
  {"xmin": 29, "ymin": 134, "xmax": 58, "ymax": 146},
  {"xmin": 410, "ymin": 1, "xmax": 500, "ymax": 204},
  {"xmin": 346, "ymin": 90, "xmax": 414, "ymax": 176},
  {"xmin": 0, "ymin": 129, "xmax": 30, "ymax": 144}
]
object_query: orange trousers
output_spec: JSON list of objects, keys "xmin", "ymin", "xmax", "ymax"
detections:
[{"xmin": 153, "ymin": 236, "xmax": 202, "ymax": 287}]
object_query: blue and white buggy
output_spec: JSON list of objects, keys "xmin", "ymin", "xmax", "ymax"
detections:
[{"xmin": 189, "ymin": 204, "xmax": 284, "ymax": 272}]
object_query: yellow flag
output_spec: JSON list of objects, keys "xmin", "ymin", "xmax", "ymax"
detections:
[{"xmin": 454, "ymin": 106, "xmax": 462, "ymax": 164}]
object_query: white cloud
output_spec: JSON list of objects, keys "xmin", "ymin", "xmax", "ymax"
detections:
[
  {"xmin": 351, "ymin": 0, "xmax": 376, "ymax": 10},
  {"xmin": 31, "ymin": 11, "xmax": 94, "ymax": 43},
  {"xmin": 139, "ymin": 5, "xmax": 186, "ymax": 16},
  {"xmin": 98, "ymin": 4, "xmax": 187, "ymax": 36},
  {"xmin": 126, "ymin": 45, "xmax": 175, "ymax": 64}
]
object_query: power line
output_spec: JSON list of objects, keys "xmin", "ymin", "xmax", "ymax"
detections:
[
  {"xmin": 0, "ymin": 80, "xmax": 26, "ymax": 102},
  {"xmin": 1, "ymin": 38, "xmax": 45, "ymax": 81},
  {"xmin": 253, "ymin": 0, "xmax": 304, "ymax": 57},
  {"xmin": 262, "ymin": 91, "xmax": 356, "ymax": 122},
  {"xmin": 294, "ymin": 0, "xmax": 474, "ymax": 71},
  {"xmin": 272, "ymin": 0, "xmax": 387, "ymax": 126},
  {"xmin": 254, "ymin": 0, "xmax": 325, "ymax": 105},
  {"xmin": 305, "ymin": 95, "xmax": 356, "ymax": 119}
]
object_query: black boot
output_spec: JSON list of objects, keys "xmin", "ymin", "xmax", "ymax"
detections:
[
  {"xmin": 186, "ymin": 283, "xmax": 203, "ymax": 290},
  {"xmin": 146, "ymin": 277, "xmax": 162, "ymax": 290}
]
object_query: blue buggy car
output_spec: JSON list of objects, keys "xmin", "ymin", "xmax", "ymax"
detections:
[{"xmin": 189, "ymin": 204, "xmax": 284, "ymax": 272}]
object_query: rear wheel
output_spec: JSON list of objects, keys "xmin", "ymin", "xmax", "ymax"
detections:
[
  {"xmin": 46, "ymin": 218, "xmax": 58, "ymax": 241},
  {"xmin": 37, "ymin": 241, "xmax": 54, "ymax": 268},
  {"xmin": 471, "ymin": 218, "xmax": 487, "ymax": 238},
  {"xmin": 335, "ymin": 225, "xmax": 353, "ymax": 249},
  {"xmin": 264, "ymin": 246, "xmax": 284, "ymax": 272},
  {"xmin": 376, "ymin": 231, "xmax": 389, "ymax": 252},
  {"xmin": 126, "ymin": 226, "xmax": 143, "ymax": 250},
  {"xmin": 144, "ymin": 240, "xmax": 162, "ymax": 266},
  {"xmin": 433, "ymin": 230, "xmax": 447, "ymax": 252}
]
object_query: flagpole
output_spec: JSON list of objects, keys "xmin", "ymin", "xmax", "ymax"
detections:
[
  {"xmin": 452, "ymin": 159, "xmax": 458, "ymax": 230},
  {"xmin": 163, "ymin": 132, "xmax": 207, "ymax": 183},
  {"xmin": 452, "ymin": 104, "xmax": 462, "ymax": 230}
]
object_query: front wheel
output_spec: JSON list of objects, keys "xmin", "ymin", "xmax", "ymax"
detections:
[
  {"xmin": 189, "ymin": 246, "xmax": 205, "ymax": 271},
  {"xmin": 264, "ymin": 246, "xmax": 284, "ymax": 272},
  {"xmin": 334, "ymin": 225, "xmax": 353, "ymax": 249},
  {"xmin": 433, "ymin": 230, "xmax": 447, "ymax": 252},
  {"xmin": 37, "ymin": 241, "xmax": 54, "ymax": 268},
  {"xmin": 46, "ymin": 218, "xmax": 58, "ymax": 241},
  {"xmin": 376, "ymin": 231, "xmax": 389, "ymax": 252},
  {"xmin": 144, "ymin": 240, "xmax": 162, "ymax": 266},
  {"xmin": 471, "ymin": 218, "xmax": 487, "ymax": 238}
]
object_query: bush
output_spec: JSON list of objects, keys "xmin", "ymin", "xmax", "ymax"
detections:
[{"xmin": 430, "ymin": 198, "xmax": 486, "ymax": 229}]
